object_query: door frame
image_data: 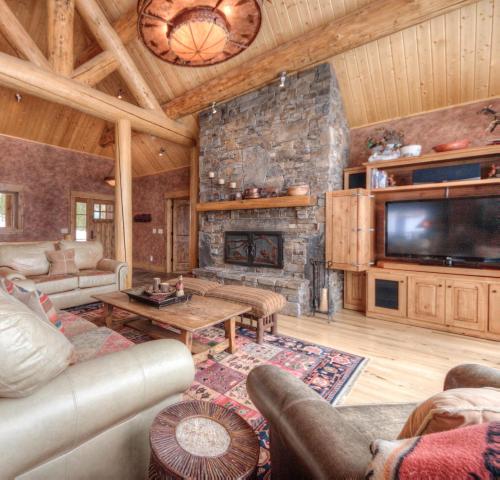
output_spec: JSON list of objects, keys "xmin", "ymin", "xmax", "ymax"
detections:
[
  {"xmin": 69, "ymin": 191, "xmax": 114, "ymax": 241},
  {"xmin": 164, "ymin": 190, "xmax": 189, "ymax": 273}
]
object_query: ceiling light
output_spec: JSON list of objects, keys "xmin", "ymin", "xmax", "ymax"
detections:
[
  {"xmin": 159, "ymin": 148, "xmax": 166, "ymax": 157},
  {"xmin": 15, "ymin": 92, "xmax": 22, "ymax": 102},
  {"xmin": 137, "ymin": 0, "xmax": 262, "ymax": 67},
  {"xmin": 104, "ymin": 176, "xmax": 116, "ymax": 187},
  {"xmin": 279, "ymin": 71, "xmax": 287, "ymax": 88},
  {"xmin": 117, "ymin": 89, "xmax": 124, "ymax": 99},
  {"xmin": 211, "ymin": 102, "xmax": 217, "ymax": 115}
]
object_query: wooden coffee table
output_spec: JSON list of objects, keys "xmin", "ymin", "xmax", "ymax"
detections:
[{"xmin": 93, "ymin": 292, "xmax": 251, "ymax": 361}]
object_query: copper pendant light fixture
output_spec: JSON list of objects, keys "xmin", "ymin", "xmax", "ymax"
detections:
[{"xmin": 137, "ymin": 0, "xmax": 262, "ymax": 67}]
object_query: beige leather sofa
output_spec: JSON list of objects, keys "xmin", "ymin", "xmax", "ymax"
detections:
[
  {"xmin": 0, "ymin": 240, "xmax": 127, "ymax": 309},
  {"xmin": 0, "ymin": 339, "xmax": 195, "ymax": 480}
]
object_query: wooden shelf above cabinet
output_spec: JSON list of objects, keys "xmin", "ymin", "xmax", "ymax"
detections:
[
  {"xmin": 371, "ymin": 177, "xmax": 500, "ymax": 193},
  {"xmin": 196, "ymin": 195, "xmax": 317, "ymax": 212}
]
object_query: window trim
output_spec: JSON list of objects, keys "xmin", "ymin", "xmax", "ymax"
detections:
[{"xmin": 0, "ymin": 183, "xmax": 24, "ymax": 234}]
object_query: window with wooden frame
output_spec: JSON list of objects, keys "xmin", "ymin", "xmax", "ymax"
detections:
[
  {"xmin": 0, "ymin": 184, "xmax": 23, "ymax": 233},
  {"xmin": 92, "ymin": 202, "xmax": 114, "ymax": 221}
]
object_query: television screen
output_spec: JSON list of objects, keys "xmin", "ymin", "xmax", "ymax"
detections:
[{"xmin": 385, "ymin": 197, "xmax": 500, "ymax": 264}]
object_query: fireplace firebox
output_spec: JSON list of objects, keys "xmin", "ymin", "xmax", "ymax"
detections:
[{"xmin": 224, "ymin": 231, "xmax": 284, "ymax": 269}]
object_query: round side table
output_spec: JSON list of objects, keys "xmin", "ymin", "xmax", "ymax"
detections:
[{"xmin": 149, "ymin": 400, "xmax": 260, "ymax": 480}]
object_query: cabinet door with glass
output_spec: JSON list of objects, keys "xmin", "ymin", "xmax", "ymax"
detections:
[
  {"xmin": 73, "ymin": 196, "xmax": 115, "ymax": 259},
  {"xmin": 367, "ymin": 270, "xmax": 407, "ymax": 318}
]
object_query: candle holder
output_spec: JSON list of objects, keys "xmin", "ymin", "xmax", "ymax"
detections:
[
  {"xmin": 218, "ymin": 178, "xmax": 226, "ymax": 200},
  {"xmin": 207, "ymin": 171, "xmax": 215, "ymax": 201},
  {"xmin": 229, "ymin": 181, "xmax": 237, "ymax": 200}
]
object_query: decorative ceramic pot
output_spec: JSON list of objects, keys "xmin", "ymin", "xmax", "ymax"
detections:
[
  {"xmin": 287, "ymin": 184, "xmax": 310, "ymax": 196},
  {"xmin": 400, "ymin": 145, "xmax": 422, "ymax": 157}
]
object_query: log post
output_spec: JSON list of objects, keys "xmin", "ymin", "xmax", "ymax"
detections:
[
  {"xmin": 115, "ymin": 118, "xmax": 133, "ymax": 288},
  {"xmin": 47, "ymin": 0, "xmax": 75, "ymax": 76},
  {"xmin": 189, "ymin": 139, "xmax": 199, "ymax": 270}
]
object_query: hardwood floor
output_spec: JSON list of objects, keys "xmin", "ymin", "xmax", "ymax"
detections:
[
  {"xmin": 132, "ymin": 269, "xmax": 500, "ymax": 406},
  {"xmin": 279, "ymin": 309, "xmax": 500, "ymax": 406}
]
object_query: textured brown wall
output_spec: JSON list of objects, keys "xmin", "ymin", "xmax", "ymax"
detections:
[
  {"xmin": 0, "ymin": 134, "xmax": 114, "ymax": 242},
  {"xmin": 349, "ymin": 99, "xmax": 500, "ymax": 166},
  {"xmin": 132, "ymin": 167, "xmax": 190, "ymax": 269}
]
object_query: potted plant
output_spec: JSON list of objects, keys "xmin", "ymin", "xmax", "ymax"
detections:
[{"xmin": 366, "ymin": 128, "xmax": 405, "ymax": 162}]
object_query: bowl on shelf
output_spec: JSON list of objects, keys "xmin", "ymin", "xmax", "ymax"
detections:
[
  {"xmin": 433, "ymin": 139, "xmax": 470, "ymax": 152},
  {"xmin": 287, "ymin": 184, "xmax": 310, "ymax": 196},
  {"xmin": 400, "ymin": 144, "xmax": 422, "ymax": 157}
]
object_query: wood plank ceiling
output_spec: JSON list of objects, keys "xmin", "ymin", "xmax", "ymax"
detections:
[{"xmin": 0, "ymin": 0, "xmax": 498, "ymax": 176}]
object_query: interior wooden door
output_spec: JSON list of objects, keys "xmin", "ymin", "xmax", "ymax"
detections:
[
  {"xmin": 445, "ymin": 279, "xmax": 488, "ymax": 332},
  {"xmin": 407, "ymin": 275, "xmax": 446, "ymax": 325},
  {"xmin": 489, "ymin": 284, "xmax": 500, "ymax": 334},
  {"xmin": 172, "ymin": 199, "xmax": 190, "ymax": 273},
  {"xmin": 73, "ymin": 197, "xmax": 115, "ymax": 259}
]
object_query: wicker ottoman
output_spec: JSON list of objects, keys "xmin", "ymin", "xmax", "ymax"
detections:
[
  {"xmin": 149, "ymin": 400, "xmax": 259, "ymax": 480},
  {"xmin": 206, "ymin": 285, "xmax": 286, "ymax": 343}
]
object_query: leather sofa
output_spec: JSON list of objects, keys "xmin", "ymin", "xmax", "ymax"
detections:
[
  {"xmin": 247, "ymin": 363, "xmax": 500, "ymax": 480},
  {"xmin": 0, "ymin": 240, "xmax": 127, "ymax": 309},
  {"xmin": 0, "ymin": 287, "xmax": 195, "ymax": 480}
]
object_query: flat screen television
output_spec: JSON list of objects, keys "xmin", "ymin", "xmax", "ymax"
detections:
[{"xmin": 385, "ymin": 196, "xmax": 500, "ymax": 266}]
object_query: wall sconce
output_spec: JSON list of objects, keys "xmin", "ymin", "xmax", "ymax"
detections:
[
  {"xmin": 211, "ymin": 102, "xmax": 217, "ymax": 114},
  {"xmin": 15, "ymin": 92, "xmax": 22, "ymax": 102},
  {"xmin": 279, "ymin": 71, "xmax": 287, "ymax": 88}
]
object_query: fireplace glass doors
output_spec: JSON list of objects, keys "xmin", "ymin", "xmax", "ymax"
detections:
[{"xmin": 224, "ymin": 231, "xmax": 284, "ymax": 269}]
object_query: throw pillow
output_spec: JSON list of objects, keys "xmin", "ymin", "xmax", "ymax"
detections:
[
  {"xmin": 0, "ymin": 278, "xmax": 61, "ymax": 330},
  {"xmin": 398, "ymin": 387, "xmax": 500, "ymax": 439},
  {"xmin": 46, "ymin": 249, "xmax": 79, "ymax": 275},
  {"xmin": 366, "ymin": 422, "xmax": 500, "ymax": 480},
  {"xmin": 0, "ymin": 289, "xmax": 74, "ymax": 397}
]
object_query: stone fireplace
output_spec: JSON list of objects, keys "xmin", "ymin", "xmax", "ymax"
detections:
[
  {"xmin": 225, "ymin": 231, "xmax": 284, "ymax": 269},
  {"xmin": 194, "ymin": 63, "xmax": 349, "ymax": 316}
]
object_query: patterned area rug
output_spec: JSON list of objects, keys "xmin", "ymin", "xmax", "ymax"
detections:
[{"xmin": 69, "ymin": 303, "xmax": 366, "ymax": 479}]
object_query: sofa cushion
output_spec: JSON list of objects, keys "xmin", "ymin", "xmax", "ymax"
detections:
[
  {"xmin": 46, "ymin": 249, "xmax": 79, "ymax": 275},
  {"xmin": 367, "ymin": 422, "xmax": 498, "ymax": 480},
  {"xmin": 58, "ymin": 311, "xmax": 98, "ymax": 337},
  {"xmin": 78, "ymin": 269, "xmax": 116, "ymax": 289},
  {"xmin": 398, "ymin": 387, "xmax": 500, "ymax": 439},
  {"xmin": 168, "ymin": 277, "xmax": 220, "ymax": 296},
  {"xmin": 206, "ymin": 285, "xmax": 286, "ymax": 317},
  {"xmin": 30, "ymin": 274, "xmax": 79, "ymax": 295},
  {"xmin": 69, "ymin": 327, "xmax": 134, "ymax": 363},
  {"xmin": 58, "ymin": 240, "xmax": 103, "ymax": 270},
  {"xmin": 0, "ymin": 289, "xmax": 74, "ymax": 397},
  {"xmin": 0, "ymin": 241, "xmax": 55, "ymax": 276}
]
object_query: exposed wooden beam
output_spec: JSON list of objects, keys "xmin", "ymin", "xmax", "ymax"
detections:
[
  {"xmin": 0, "ymin": 0, "xmax": 51, "ymax": 70},
  {"xmin": 115, "ymin": 118, "xmax": 133, "ymax": 288},
  {"xmin": 47, "ymin": 0, "xmax": 74, "ymax": 76},
  {"xmin": 0, "ymin": 52, "xmax": 194, "ymax": 146},
  {"xmin": 189, "ymin": 137, "xmax": 199, "ymax": 270},
  {"xmin": 75, "ymin": 0, "xmax": 163, "ymax": 113},
  {"xmin": 76, "ymin": 7, "xmax": 137, "ymax": 66},
  {"xmin": 164, "ymin": 0, "xmax": 476, "ymax": 119},
  {"xmin": 71, "ymin": 50, "xmax": 120, "ymax": 86}
]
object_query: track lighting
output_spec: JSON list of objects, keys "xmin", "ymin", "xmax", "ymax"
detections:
[
  {"xmin": 211, "ymin": 102, "xmax": 217, "ymax": 115},
  {"xmin": 159, "ymin": 147, "xmax": 166, "ymax": 157},
  {"xmin": 279, "ymin": 71, "xmax": 287, "ymax": 88},
  {"xmin": 15, "ymin": 92, "xmax": 22, "ymax": 103}
]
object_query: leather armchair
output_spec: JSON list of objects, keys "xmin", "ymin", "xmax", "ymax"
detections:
[
  {"xmin": 247, "ymin": 363, "xmax": 500, "ymax": 480},
  {"xmin": 0, "ymin": 339, "xmax": 195, "ymax": 480}
]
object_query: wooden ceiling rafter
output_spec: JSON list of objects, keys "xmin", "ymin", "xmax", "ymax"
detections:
[
  {"xmin": 47, "ymin": 0, "xmax": 75, "ymax": 76},
  {"xmin": 163, "ymin": 0, "xmax": 478, "ymax": 119}
]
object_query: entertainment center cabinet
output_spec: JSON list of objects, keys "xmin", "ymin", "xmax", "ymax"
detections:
[{"xmin": 327, "ymin": 145, "xmax": 500, "ymax": 342}]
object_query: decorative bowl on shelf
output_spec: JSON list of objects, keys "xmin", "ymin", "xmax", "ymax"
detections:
[
  {"xmin": 433, "ymin": 139, "xmax": 470, "ymax": 152},
  {"xmin": 287, "ymin": 184, "xmax": 310, "ymax": 196},
  {"xmin": 400, "ymin": 144, "xmax": 422, "ymax": 157}
]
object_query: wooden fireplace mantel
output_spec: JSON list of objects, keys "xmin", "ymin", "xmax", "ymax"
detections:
[{"xmin": 196, "ymin": 195, "xmax": 317, "ymax": 212}]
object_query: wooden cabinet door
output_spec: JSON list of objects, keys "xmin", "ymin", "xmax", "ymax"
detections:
[
  {"xmin": 344, "ymin": 271, "xmax": 366, "ymax": 311},
  {"xmin": 325, "ymin": 189, "xmax": 372, "ymax": 271},
  {"xmin": 489, "ymin": 284, "xmax": 500, "ymax": 335},
  {"xmin": 407, "ymin": 275, "xmax": 445, "ymax": 325},
  {"xmin": 445, "ymin": 280, "xmax": 488, "ymax": 331},
  {"xmin": 367, "ymin": 270, "xmax": 407, "ymax": 318}
]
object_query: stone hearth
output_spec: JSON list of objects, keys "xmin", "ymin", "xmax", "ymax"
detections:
[{"xmin": 195, "ymin": 63, "xmax": 349, "ymax": 316}]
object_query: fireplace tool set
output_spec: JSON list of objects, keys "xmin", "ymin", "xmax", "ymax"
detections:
[{"xmin": 310, "ymin": 259, "xmax": 334, "ymax": 322}]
